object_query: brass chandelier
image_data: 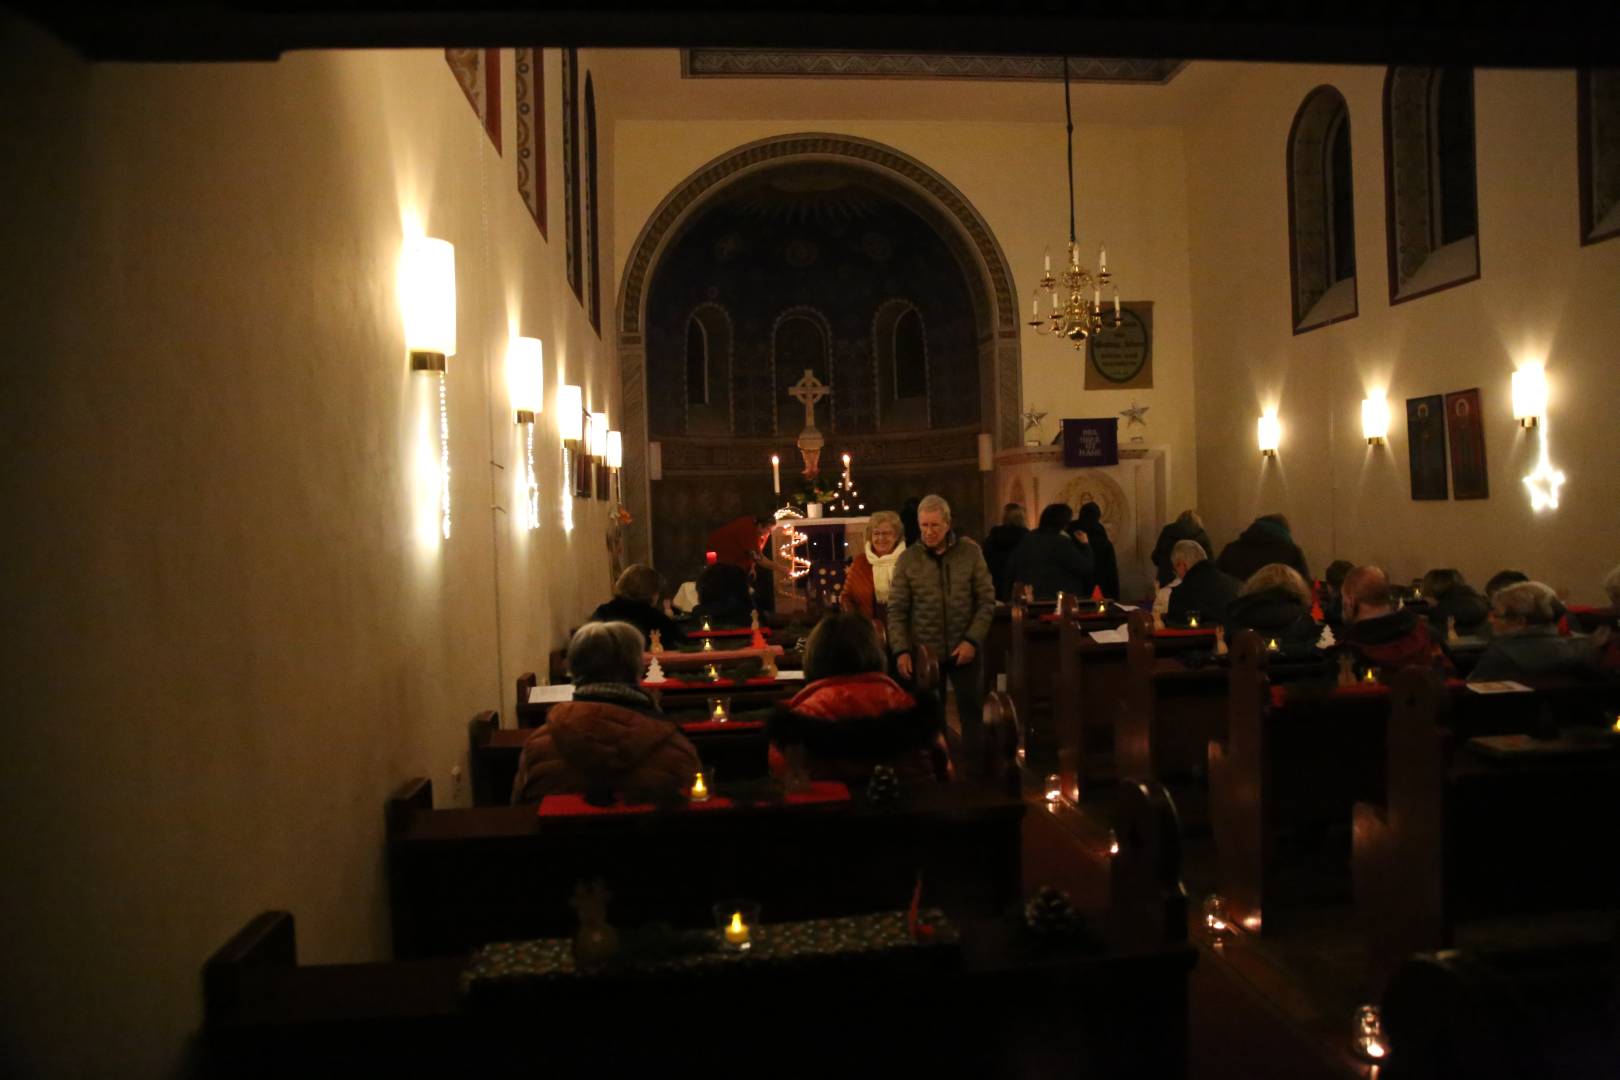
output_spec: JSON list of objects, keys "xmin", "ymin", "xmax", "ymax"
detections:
[{"xmin": 1029, "ymin": 56, "xmax": 1120, "ymax": 347}]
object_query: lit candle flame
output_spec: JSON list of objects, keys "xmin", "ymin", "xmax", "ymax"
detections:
[
  {"xmin": 691, "ymin": 772, "xmax": 708, "ymax": 800},
  {"xmin": 1188, "ymin": 615, "xmax": 1199, "ymax": 628},
  {"xmin": 1267, "ymin": 638, "xmax": 1279, "ymax": 652}
]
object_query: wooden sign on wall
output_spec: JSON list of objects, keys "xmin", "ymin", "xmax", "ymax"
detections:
[{"xmin": 1084, "ymin": 302, "xmax": 1153, "ymax": 390}]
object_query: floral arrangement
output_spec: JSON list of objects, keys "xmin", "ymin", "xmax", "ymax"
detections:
[
  {"xmin": 613, "ymin": 505, "xmax": 633, "ymax": 526},
  {"xmin": 789, "ymin": 475, "xmax": 839, "ymax": 507}
]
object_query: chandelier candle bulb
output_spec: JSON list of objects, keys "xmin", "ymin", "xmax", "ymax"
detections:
[
  {"xmin": 770, "ymin": 454, "xmax": 780, "ymax": 494},
  {"xmin": 1099, "ymin": 244, "xmax": 1106, "ymax": 274},
  {"xmin": 1044, "ymin": 247, "xmax": 1051, "ymax": 272}
]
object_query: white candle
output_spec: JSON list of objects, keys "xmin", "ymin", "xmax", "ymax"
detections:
[
  {"xmin": 1114, "ymin": 291, "xmax": 1121, "ymax": 320},
  {"xmin": 724, "ymin": 911, "xmax": 749, "ymax": 945},
  {"xmin": 770, "ymin": 454, "xmax": 780, "ymax": 494},
  {"xmin": 1031, "ymin": 294, "xmax": 1039, "ymax": 317},
  {"xmin": 1099, "ymin": 244, "xmax": 1107, "ymax": 274},
  {"xmin": 1043, "ymin": 247, "xmax": 1051, "ymax": 272},
  {"xmin": 1050, "ymin": 290, "xmax": 1058, "ymax": 310}
]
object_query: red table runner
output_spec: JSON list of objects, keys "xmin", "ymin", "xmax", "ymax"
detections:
[
  {"xmin": 1154, "ymin": 627, "xmax": 1216, "ymax": 638},
  {"xmin": 538, "ymin": 781, "xmax": 849, "ymax": 817},
  {"xmin": 694, "ymin": 627, "xmax": 772, "ymax": 639},
  {"xmin": 1271, "ymin": 678, "xmax": 1469, "ymax": 708},
  {"xmin": 677, "ymin": 719, "xmax": 767, "ymax": 734},
  {"xmin": 643, "ymin": 676, "xmax": 782, "ymax": 690}
]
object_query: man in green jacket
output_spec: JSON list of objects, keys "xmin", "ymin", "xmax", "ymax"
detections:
[{"xmin": 889, "ymin": 494, "xmax": 997, "ymax": 758}]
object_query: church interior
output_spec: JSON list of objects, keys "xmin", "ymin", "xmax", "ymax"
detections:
[{"xmin": 4, "ymin": 6, "xmax": 1618, "ymax": 1076}]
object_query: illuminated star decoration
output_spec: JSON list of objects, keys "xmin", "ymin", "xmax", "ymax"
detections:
[
  {"xmin": 1522, "ymin": 418, "xmax": 1566, "ymax": 511},
  {"xmin": 1022, "ymin": 406, "xmax": 1048, "ymax": 435},
  {"xmin": 1120, "ymin": 401, "xmax": 1150, "ymax": 427}
]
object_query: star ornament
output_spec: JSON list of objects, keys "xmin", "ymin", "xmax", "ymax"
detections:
[
  {"xmin": 1022, "ymin": 406, "xmax": 1048, "ymax": 434},
  {"xmin": 1120, "ymin": 401, "xmax": 1150, "ymax": 427},
  {"xmin": 1523, "ymin": 458, "xmax": 1566, "ymax": 511}
]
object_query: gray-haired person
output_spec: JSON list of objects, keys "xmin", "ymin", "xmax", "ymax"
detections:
[{"xmin": 886, "ymin": 494, "xmax": 996, "ymax": 757}]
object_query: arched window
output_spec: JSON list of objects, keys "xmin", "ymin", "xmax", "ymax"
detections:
[
  {"xmin": 1287, "ymin": 86, "xmax": 1357, "ymax": 332},
  {"xmin": 584, "ymin": 73, "xmax": 601, "ymax": 334},
  {"xmin": 685, "ymin": 319, "xmax": 708, "ymax": 405},
  {"xmin": 871, "ymin": 299, "xmax": 930, "ymax": 430},
  {"xmin": 1384, "ymin": 67, "xmax": 1480, "ymax": 304},
  {"xmin": 1579, "ymin": 68, "xmax": 1620, "ymax": 245}
]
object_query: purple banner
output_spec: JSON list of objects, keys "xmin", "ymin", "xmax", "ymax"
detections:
[{"xmin": 1062, "ymin": 418, "xmax": 1119, "ymax": 467}]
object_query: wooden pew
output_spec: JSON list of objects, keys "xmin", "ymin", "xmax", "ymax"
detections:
[
  {"xmin": 1353, "ymin": 669, "xmax": 1620, "ymax": 988},
  {"xmin": 1210, "ymin": 636, "xmax": 1620, "ymax": 936},
  {"xmin": 205, "ymin": 779, "xmax": 1197, "ymax": 1078},
  {"xmin": 1380, "ymin": 942, "xmax": 1620, "ymax": 1080},
  {"xmin": 1009, "ymin": 595, "xmax": 1129, "ymax": 777}
]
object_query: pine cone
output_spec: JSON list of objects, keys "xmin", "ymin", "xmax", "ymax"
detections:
[{"xmin": 1024, "ymin": 885, "xmax": 1083, "ymax": 937}]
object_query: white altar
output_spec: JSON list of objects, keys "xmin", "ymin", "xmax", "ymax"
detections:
[
  {"xmin": 992, "ymin": 445, "xmax": 1170, "ymax": 602},
  {"xmin": 770, "ymin": 515, "xmax": 868, "ymax": 613}
]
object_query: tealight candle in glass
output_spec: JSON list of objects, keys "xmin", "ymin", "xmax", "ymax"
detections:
[
  {"xmin": 1044, "ymin": 773, "xmax": 1063, "ymax": 804},
  {"xmin": 701, "ymin": 616, "xmax": 713, "ymax": 633},
  {"xmin": 713, "ymin": 899, "xmax": 760, "ymax": 952},
  {"xmin": 1267, "ymin": 638, "xmax": 1280, "ymax": 653},
  {"xmin": 705, "ymin": 664, "xmax": 720, "ymax": 681},
  {"xmin": 1186, "ymin": 610, "xmax": 1201, "ymax": 629},
  {"xmin": 701, "ymin": 637, "xmax": 715, "ymax": 652},
  {"xmin": 689, "ymin": 770, "xmax": 711, "ymax": 802},
  {"xmin": 706, "ymin": 696, "xmax": 731, "ymax": 723}
]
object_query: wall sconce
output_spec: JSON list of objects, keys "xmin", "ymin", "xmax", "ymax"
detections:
[
  {"xmin": 1257, "ymin": 413, "xmax": 1280, "ymax": 457},
  {"xmin": 508, "ymin": 336, "xmax": 544, "ymax": 531},
  {"xmin": 401, "ymin": 236, "xmax": 456, "ymax": 540},
  {"xmin": 1360, "ymin": 396, "xmax": 1390, "ymax": 446},
  {"xmin": 1511, "ymin": 364, "xmax": 1547, "ymax": 428},
  {"xmin": 557, "ymin": 384, "xmax": 584, "ymax": 517}
]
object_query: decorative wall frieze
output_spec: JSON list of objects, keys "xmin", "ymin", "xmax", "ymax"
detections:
[{"xmin": 681, "ymin": 50, "xmax": 1184, "ymax": 85}]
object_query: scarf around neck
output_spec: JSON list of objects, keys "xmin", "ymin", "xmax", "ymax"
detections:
[{"xmin": 866, "ymin": 539, "xmax": 906, "ymax": 603}]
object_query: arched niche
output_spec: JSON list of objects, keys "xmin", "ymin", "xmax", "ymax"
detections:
[{"xmin": 616, "ymin": 134, "xmax": 1021, "ymax": 566}]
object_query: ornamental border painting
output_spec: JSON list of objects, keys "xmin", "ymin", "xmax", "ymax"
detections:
[
  {"xmin": 514, "ymin": 48, "xmax": 546, "ymax": 238},
  {"xmin": 445, "ymin": 48, "xmax": 501, "ymax": 154},
  {"xmin": 1406, "ymin": 393, "xmax": 1448, "ymax": 501},
  {"xmin": 1444, "ymin": 387, "xmax": 1489, "ymax": 499}
]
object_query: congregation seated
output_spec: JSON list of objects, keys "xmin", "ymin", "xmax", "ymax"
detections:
[
  {"xmin": 511, "ymin": 622, "xmax": 700, "ymax": 804},
  {"xmin": 980, "ymin": 502, "xmax": 1029, "ymax": 600},
  {"xmin": 1216, "ymin": 512, "xmax": 1311, "ymax": 584},
  {"xmin": 767, "ymin": 612, "xmax": 948, "ymax": 787},
  {"xmin": 1468, "ymin": 582, "xmax": 1602, "ymax": 683},
  {"xmin": 589, "ymin": 563, "xmax": 688, "ymax": 645},
  {"xmin": 840, "ymin": 510, "xmax": 907, "ymax": 622},
  {"xmin": 1419, "ymin": 567, "xmax": 1491, "ymax": 636},
  {"xmin": 1007, "ymin": 503, "xmax": 1093, "ymax": 600},
  {"xmin": 1150, "ymin": 508, "xmax": 1214, "ymax": 588},
  {"xmin": 1223, "ymin": 562, "xmax": 1319, "ymax": 645},
  {"xmin": 1071, "ymin": 500, "xmax": 1118, "ymax": 599},
  {"xmin": 1339, "ymin": 565, "xmax": 1452, "ymax": 675},
  {"xmin": 1162, "ymin": 538, "xmax": 1241, "ymax": 626},
  {"xmin": 688, "ymin": 562, "xmax": 754, "ymax": 626}
]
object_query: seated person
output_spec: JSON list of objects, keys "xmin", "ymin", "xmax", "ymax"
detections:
[
  {"xmin": 1217, "ymin": 513, "xmax": 1310, "ymax": 585},
  {"xmin": 1224, "ymin": 563, "xmax": 1320, "ymax": 646},
  {"xmin": 841, "ymin": 510, "xmax": 907, "ymax": 623},
  {"xmin": 1419, "ymin": 568, "xmax": 1491, "ymax": 636},
  {"xmin": 1319, "ymin": 559, "xmax": 1354, "ymax": 627},
  {"xmin": 589, "ymin": 564, "xmax": 687, "ymax": 646},
  {"xmin": 1006, "ymin": 503, "xmax": 1093, "ymax": 600},
  {"xmin": 689, "ymin": 562, "xmax": 754, "ymax": 627},
  {"xmin": 1151, "ymin": 509, "xmax": 1214, "ymax": 588},
  {"xmin": 768, "ymin": 612, "xmax": 948, "ymax": 788},
  {"xmin": 1339, "ymin": 565, "xmax": 1452, "ymax": 674},
  {"xmin": 1468, "ymin": 582, "xmax": 1601, "ymax": 683},
  {"xmin": 1484, "ymin": 569, "xmax": 1529, "ymax": 598},
  {"xmin": 512, "ymin": 622, "xmax": 700, "ymax": 804},
  {"xmin": 1164, "ymin": 539, "xmax": 1242, "ymax": 627}
]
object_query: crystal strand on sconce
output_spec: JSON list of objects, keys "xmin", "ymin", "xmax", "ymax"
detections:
[
  {"xmin": 438, "ymin": 370, "xmax": 452, "ymax": 539},
  {"xmin": 525, "ymin": 422, "xmax": 540, "ymax": 530}
]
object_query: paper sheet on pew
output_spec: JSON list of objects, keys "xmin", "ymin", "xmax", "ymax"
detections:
[
  {"xmin": 529, "ymin": 670, "xmax": 804, "ymax": 703},
  {"xmin": 1466, "ymin": 680, "xmax": 1534, "ymax": 694},
  {"xmin": 1087, "ymin": 627, "xmax": 1130, "ymax": 644}
]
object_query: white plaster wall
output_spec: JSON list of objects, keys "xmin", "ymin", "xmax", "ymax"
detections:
[
  {"xmin": 601, "ymin": 51, "xmax": 1201, "ymax": 516},
  {"xmin": 1185, "ymin": 63, "xmax": 1620, "ymax": 601},
  {"xmin": 0, "ymin": 22, "xmax": 616, "ymax": 1075}
]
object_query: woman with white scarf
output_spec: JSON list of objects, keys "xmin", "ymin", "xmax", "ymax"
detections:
[{"xmin": 840, "ymin": 510, "xmax": 906, "ymax": 624}]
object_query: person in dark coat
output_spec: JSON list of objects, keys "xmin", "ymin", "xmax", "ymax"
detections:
[
  {"xmin": 981, "ymin": 503, "xmax": 1029, "ymax": 601},
  {"xmin": 1339, "ymin": 566, "xmax": 1452, "ymax": 675},
  {"xmin": 1469, "ymin": 582, "xmax": 1602, "ymax": 683},
  {"xmin": 1071, "ymin": 501, "xmax": 1119, "ymax": 599},
  {"xmin": 1164, "ymin": 539, "xmax": 1242, "ymax": 627},
  {"xmin": 689, "ymin": 562, "xmax": 754, "ymax": 627},
  {"xmin": 1224, "ymin": 563, "xmax": 1320, "ymax": 646},
  {"xmin": 1419, "ymin": 568, "xmax": 1491, "ymax": 637},
  {"xmin": 589, "ymin": 564, "xmax": 687, "ymax": 645},
  {"xmin": 1216, "ymin": 513, "xmax": 1311, "ymax": 585},
  {"xmin": 1151, "ymin": 510, "xmax": 1214, "ymax": 588},
  {"xmin": 1007, "ymin": 503, "xmax": 1094, "ymax": 601},
  {"xmin": 1319, "ymin": 559, "xmax": 1354, "ymax": 628}
]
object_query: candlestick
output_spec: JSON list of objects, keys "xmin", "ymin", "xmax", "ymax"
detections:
[
  {"xmin": 690, "ymin": 772, "xmax": 709, "ymax": 802},
  {"xmin": 770, "ymin": 454, "xmax": 780, "ymax": 495},
  {"xmin": 724, "ymin": 910, "xmax": 749, "ymax": 946}
]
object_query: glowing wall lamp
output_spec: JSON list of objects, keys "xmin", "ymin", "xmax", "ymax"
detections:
[
  {"xmin": 1361, "ymin": 396, "xmax": 1390, "ymax": 446},
  {"xmin": 1257, "ymin": 413, "xmax": 1281, "ymax": 457},
  {"xmin": 557, "ymin": 383, "xmax": 584, "ymax": 521},
  {"xmin": 588, "ymin": 411, "xmax": 609, "ymax": 499},
  {"xmin": 401, "ymin": 236, "xmax": 456, "ymax": 540},
  {"xmin": 508, "ymin": 336, "xmax": 544, "ymax": 530},
  {"xmin": 1511, "ymin": 364, "xmax": 1547, "ymax": 428}
]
